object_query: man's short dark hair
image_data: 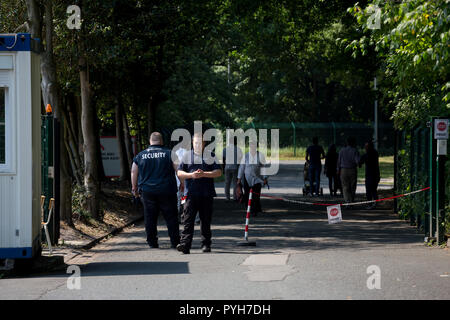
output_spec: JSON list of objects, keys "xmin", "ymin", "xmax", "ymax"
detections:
[
  {"xmin": 347, "ymin": 136, "xmax": 356, "ymax": 147},
  {"xmin": 150, "ymin": 132, "xmax": 163, "ymax": 145}
]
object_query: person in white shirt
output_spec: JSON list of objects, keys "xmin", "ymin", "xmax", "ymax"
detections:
[
  {"xmin": 237, "ymin": 141, "xmax": 268, "ymax": 216},
  {"xmin": 174, "ymin": 147, "xmax": 188, "ymax": 222},
  {"xmin": 222, "ymin": 136, "xmax": 243, "ymax": 201}
]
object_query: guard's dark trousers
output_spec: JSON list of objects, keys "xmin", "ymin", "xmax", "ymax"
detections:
[
  {"xmin": 141, "ymin": 192, "xmax": 180, "ymax": 247},
  {"xmin": 180, "ymin": 196, "xmax": 214, "ymax": 249}
]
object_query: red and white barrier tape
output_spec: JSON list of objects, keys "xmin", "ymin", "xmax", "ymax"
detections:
[{"xmin": 251, "ymin": 187, "xmax": 430, "ymax": 207}]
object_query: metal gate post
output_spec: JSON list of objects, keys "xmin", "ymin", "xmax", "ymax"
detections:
[
  {"xmin": 291, "ymin": 122, "xmax": 296, "ymax": 157},
  {"xmin": 428, "ymin": 117, "xmax": 436, "ymax": 240},
  {"xmin": 410, "ymin": 128, "xmax": 415, "ymax": 226},
  {"xmin": 435, "ymin": 117, "xmax": 448, "ymax": 245},
  {"xmin": 394, "ymin": 130, "xmax": 398, "ymax": 214},
  {"xmin": 41, "ymin": 109, "xmax": 55, "ymax": 245}
]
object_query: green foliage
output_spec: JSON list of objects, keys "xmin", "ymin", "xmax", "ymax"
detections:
[
  {"xmin": 2, "ymin": 0, "xmax": 390, "ymax": 136},
  {"xmin": 228, "ymin": 0, "xmax": 380, "ymax": 124},
  {"xmin": 397, "ymin": 143, "xmax": 413, "ymax": 220},
  {"xmin": 347, "ymin": 1, "xmax": 449, "ymax": 238},
  {"xmin": 346, "ymin": 0, "xmax": 450, "ymax": 130},
  {"xmin": 0, "ymin": 0, "xmax": 26, "ymax": 33}
]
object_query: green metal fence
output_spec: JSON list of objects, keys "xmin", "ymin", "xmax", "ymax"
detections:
[
  {"xmin": 395, "ymin": 121, "xmax": 449, "ymax": 243},
  {"xmin": 395, "ymin": 127, "xmax": 431, "ymax": 234},
  {"xmin": 161, "ymin": 122, "xmax": 394, "ymax": 156},
  {"xmin": 41, "ymin": 114, "xmax": 56, "ymax": 245},
  {"xmin": 241, "ymin": 122, "xmax": 395, "ymax": 156}
]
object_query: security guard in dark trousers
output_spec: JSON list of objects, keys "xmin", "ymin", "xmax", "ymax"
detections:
[
  {"xmin": 131, "ymin": 132, "xmax": 180, "ymax": 248},
  {"xmin": 176, "ymin": 133, "xmax": 222, "ymax": 254}
]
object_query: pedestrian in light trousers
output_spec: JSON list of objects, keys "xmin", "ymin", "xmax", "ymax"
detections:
[
  {"xmin": 337, "ymin": 137, "xmax": 360, "ymax": 204},
  {"xmin": 222, "ymin": 136, "xmax": 243, "ymax": 201}
]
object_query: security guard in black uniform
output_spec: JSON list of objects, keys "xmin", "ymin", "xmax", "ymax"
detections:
[
  {"xmin": 176, "ymin": 133, "xmax": 222, "ymax": 254},
  {"xmin": 131, "ymin": 132, "xmax": 180, "ymax": 248}
]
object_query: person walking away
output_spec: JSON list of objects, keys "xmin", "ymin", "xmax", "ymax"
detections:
[
  {"xmin": 337, "ymin": 137, "xmax": 360, "ymax": 204},
  {"xmin": 176, "ymin": 133, "xmax": 222, "ymax": 254},
  {"xmin": 305, "ymin": 137, "xmax": 325, "ymax": 196},
  {"xmin": 222, "ymin": 136, "xmax": 243, "ymax": 202},
  {"xmin": 324, "ymin": 144, "xmax": 340, "ymax": 196},
  {"xmin": 131, "ymin": 132, "xmax": 180, "ymax": 249},
  {"xmin": 359, "ymin": 141, "xmax": 380, "ymax": 209},
  {"xmin": 237, "ymin": 140, "xmax": 268, "ymax": 216}
]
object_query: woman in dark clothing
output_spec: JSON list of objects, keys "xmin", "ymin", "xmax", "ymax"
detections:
[
  {"xmin": 359, "ymin": 141, "xmax": 380, "ymax": 209},
  {"xmin": 324, "ymin": 144, "xmax": 340, "ymax": 196}
]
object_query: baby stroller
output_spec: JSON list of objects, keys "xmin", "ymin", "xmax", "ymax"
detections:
[{"xmin": 302, "ymin": 161, "xmax": 323, "ymax": 196}]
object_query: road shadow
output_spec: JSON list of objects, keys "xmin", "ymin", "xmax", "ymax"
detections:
[
  {"xmin": 8, "ymin": 261, "xmax": 190, "ymax": 279},
  {"xmin": 147, "ymin": 197, "xmax": 424, "ymax": 253},
  {"xmin": 76, "ymin": 261, "xmax": 189, "ymax": 276}
]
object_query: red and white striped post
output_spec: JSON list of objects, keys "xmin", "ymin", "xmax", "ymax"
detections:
[
  {"xmin": 238, "ymin": 188, "xmax": 256, "ymax": 246},
  {"xmin": 244, "ymin": 188, "xmax": 253, "ymax": 241}
]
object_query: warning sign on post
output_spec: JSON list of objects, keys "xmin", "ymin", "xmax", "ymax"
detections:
[
  {"xmin": 434, "ymin": 119, "xmax": 448, "ymax": 140},
  {"xmin": 327, "ymin": 204, "xmax": 342, "ymax": 224}
]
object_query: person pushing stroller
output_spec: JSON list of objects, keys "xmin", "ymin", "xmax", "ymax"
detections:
[{"xmin": 305, "ymin": 137, "xmax": 325, "ymax": 197}]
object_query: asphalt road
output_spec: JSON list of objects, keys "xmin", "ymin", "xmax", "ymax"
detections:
[{"xmin": 1, "ymin": 162, "xmax": 449, "ymax": 300}]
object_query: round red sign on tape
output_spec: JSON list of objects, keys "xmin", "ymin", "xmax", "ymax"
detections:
[
  {"xmin": 330, "ymin": 208, "xmax": 339, "ymax": 216},
  {"xmin": 437, "ymin": 121, "xmax": 447, "ymax": 131}
]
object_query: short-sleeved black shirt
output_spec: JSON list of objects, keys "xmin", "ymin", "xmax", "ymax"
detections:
[
  {"xmin": 133, "ymin": 145, "xmax": 177, "ymax": 195},
  {"xmin": 178, "ymin": 150, "xmax": 221, "ymax": 198},
  {"xmin": 360, "ymin": 150, "xmax": 380, "ymax": 180},
  {"xmin": 306, "ymin": 145, "xmax": 325, "ymax": 167}
]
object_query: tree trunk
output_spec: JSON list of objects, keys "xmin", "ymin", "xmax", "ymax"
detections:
[
  {"xmin": 61, "ymin": 102, "xmax": 82, "ymax": 185},
  {"xmin": 123, "ymin": 107, "xmax": 134, "ymax": 170},
  {"xmin": 60, "ymin": 117, "xmax": 74, "ymax": 227},
  {"xmin": 79, "ymin": 55, "xmax": 101, "ymax": 220},
  {"xmin": 75, "ymin": 94, "xmax": 84, "ymax": 157},
  {"xmin": 64, "ymin": 92, "xmax": 83, "ymax": 183},
  {"xmin": 147, "ymin": 41, "xmax": 164, "ymax": 137},
  {"xmin": 312, "ymin": 74, "xmax": 318, "ymax": 121},
  {"xmin": 28, "ymin": 0, "xmax": 73, "ymax": 225},
  {"xmin": 132, "ymin": 102, "xmax": 143, "ymax": 151},
  {"xmin": 115, "ymin": 94, "xmax": 130, "ymax": 181},
  {"xmin": 63, "ymin": 119, "xmax": 82, "ymax": 185},
  {"xmin": 40, "ymin": 0, "xmax": 57, "ymax": 110},
  {"xmin": 91, "ymin": 97, "xmax": 106, "ymax": 182},
  {"xmin": 147, "ymin": 97, "xmax": 157, "ymax": 137},
  {"xmin": 25, "ymin": 0, "xmax": 42, "ymax": 40}
]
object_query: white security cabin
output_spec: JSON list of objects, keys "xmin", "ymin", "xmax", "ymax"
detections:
[{"xmin": 0, "ymin": 34, "xmax": 42, "ymax": 259}]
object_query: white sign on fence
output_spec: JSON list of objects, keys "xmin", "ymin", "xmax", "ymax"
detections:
[
  {"xmin": 100, "ymin": 136, "xmax": 136, "ymax": 178},
  {"xmin": 327, "ymin": 204, "xmax": 342, "ymax": 224}
]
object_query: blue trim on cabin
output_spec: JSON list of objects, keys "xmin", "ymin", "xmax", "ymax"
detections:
[
  {"xmin": 0, "ymin": 247, "xmax": 32, "ymax": 259},
  {"xmin": 0, "ymin": 33, "xmax": 41, "ymax": 53}
]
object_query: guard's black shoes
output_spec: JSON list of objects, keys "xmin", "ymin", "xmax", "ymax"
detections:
[
  {"xmin": 201, "ymin": 245, "xmax": 211, "ymax": 253},
  {"xmin": 149, "ymin": 243, "xmax": 159, "ymax": 249},
  {"xmin": 177, "ymin": 243, "xmax": 190, "ymax": 254}
]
